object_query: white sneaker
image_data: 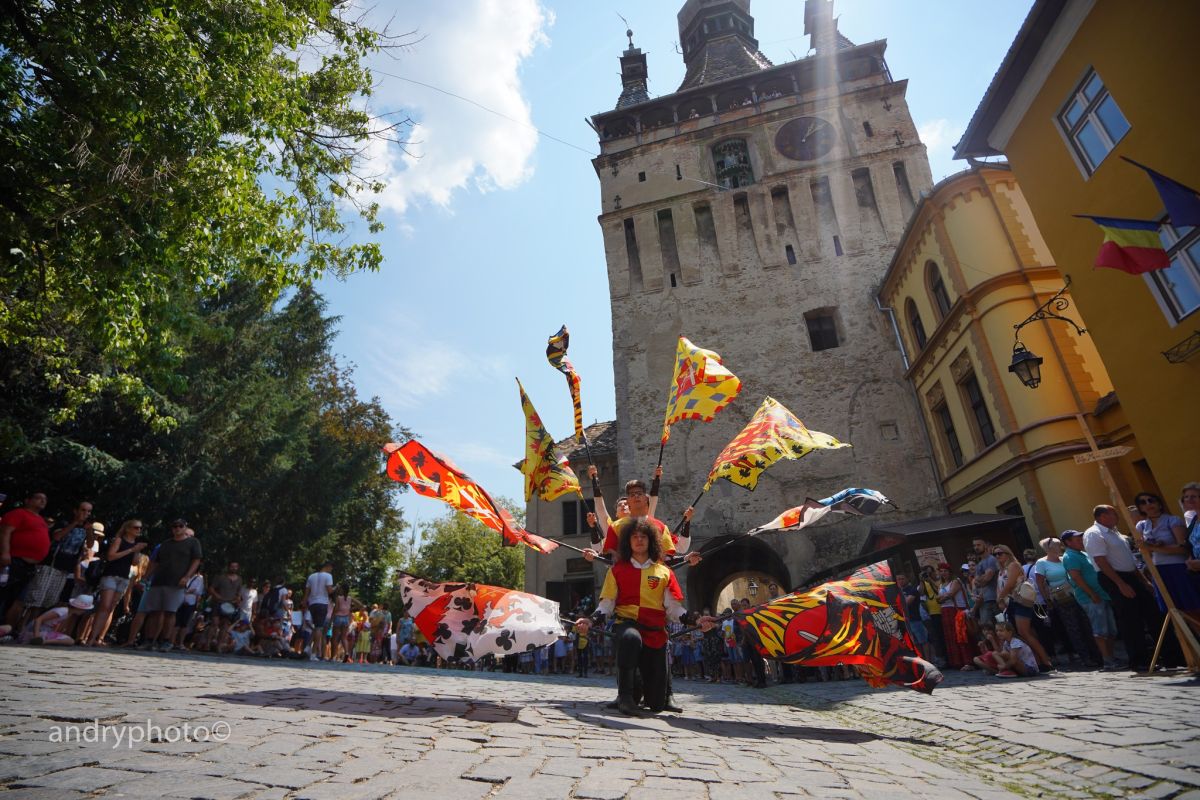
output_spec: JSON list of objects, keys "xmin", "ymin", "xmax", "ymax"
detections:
[{"xmin": 309, "ymin": 654, "xmax": 320, "ymax": 662}]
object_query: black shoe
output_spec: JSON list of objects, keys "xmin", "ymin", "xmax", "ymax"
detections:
[
  {"xmin": 617, "ymin": 697, "xmax": 643, "ymax": 717},
  {"xmin": 604, "ymin": 699, "xmax": 619, "ymax": 710},
  {"xmin": 663, "ymin": 701, "xmax": 684, "ymax": 713}
]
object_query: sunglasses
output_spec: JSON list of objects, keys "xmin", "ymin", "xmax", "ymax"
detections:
[
  {"xmin": 993, "ymin": 551, "xmax": 1008, "ymax": 557},
  {"xmin": 1135, "ymin": 498, "xmax": 1156, "ymax": 506}
]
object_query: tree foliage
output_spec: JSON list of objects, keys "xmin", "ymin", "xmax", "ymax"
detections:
[
  {"xmin": 406, "ymin": 500, "xmax": 527, "ymax": 590},
  {"xmin": 0, "ymin": 285, "xmax": 410, "ymax": 600},
  {"xmin": 0, "ymin": 0, "xmax": 408, "ymax": 425}
]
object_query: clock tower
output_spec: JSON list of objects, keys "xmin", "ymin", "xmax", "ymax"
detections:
[{"xmin": 588, "ymin": 0, "xmax": 944, "ymax": 605}]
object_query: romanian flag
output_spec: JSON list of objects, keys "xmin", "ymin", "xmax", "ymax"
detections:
[
  {"xmin": 739, "ymin": 561, "xmax": 942, "ymax": 694},
  {"xmin": 517, "ymin": 379, "xmax": 582, "ymax": 503},
  {"xmin": 703, "ymin": 397, "xmax": 849, "ymax": 491},
  {"xmin": 383, "ymin": 440, "xmax": 559, "ymax": 554},
  {"xmin": 661, "ymin": 336, "xmax": 742, "ymax": 444},
  {"xmin": 545, "ymin": 325, "xmax": 584, "ymax": 441},
  {"xmin": 1078, "ymin": 215, "xmax": 1169, "ymax": 274},
  {"xmin": 1122, "ymin": 157, "xmax": 1200, "ymax": 228}
]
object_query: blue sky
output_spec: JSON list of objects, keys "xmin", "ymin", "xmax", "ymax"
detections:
[{"xmin": 316, "ymin": 0, "xmax": 1032, "ymax": 541}]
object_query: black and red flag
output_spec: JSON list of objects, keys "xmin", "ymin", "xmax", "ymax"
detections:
[{"xmin": 739, "ymin": 561, "xmax": 942, "ymax": 693}]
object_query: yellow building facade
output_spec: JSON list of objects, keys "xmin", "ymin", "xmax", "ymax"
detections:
[
  {"xmin": 878, "ymin": 164, "xmax": 1141, "ymax": 540},
  {"xmin": 955, "ymin": 0, "xmax": 1200, "ymax": 506}
]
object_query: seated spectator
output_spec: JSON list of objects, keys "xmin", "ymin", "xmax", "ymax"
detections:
[
  {"xmin": 992, "ymin": 621, "xmax": 1038, "ymax": 678},
  {"xmin": 972, "ymin": 622, "xmax": 1000, "ymax": 672},
  {"xmin": 225, "ymin": 619, "xmax": 260, "ymax": 656},
  {"xmin": 23, "ymin": 595, "xmax": 94, "ymax": 645},
  {"xmin": 397, "ymin": 638, "xmax": 420, "ymax": 666}
]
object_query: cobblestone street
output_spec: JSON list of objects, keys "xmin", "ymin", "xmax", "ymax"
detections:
[{"xmin": 1, "ymin": 647, "xmax": 1197, "ymax": 800}]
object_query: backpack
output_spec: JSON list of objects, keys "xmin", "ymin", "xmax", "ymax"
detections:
[{"xmin": 51, "ymin": 525, "xmax": 88, "ymax": 572}]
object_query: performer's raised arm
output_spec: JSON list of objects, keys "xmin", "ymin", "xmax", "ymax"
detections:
[
  {"xmin": 587, "ymin": 465, "xmax": 612, "ymax": 530},
  {"xmin": 648, "ymin": 464, "xmax": 662, "ymax": 518}
]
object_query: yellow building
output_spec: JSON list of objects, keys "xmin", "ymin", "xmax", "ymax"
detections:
[
  {"xmin": 955, "ymin": 0, "xmax": 1200, "ymax": 505},
  {"xmin": 878, "ymin": 164, "xmax": 1141, "ymax": 540}
]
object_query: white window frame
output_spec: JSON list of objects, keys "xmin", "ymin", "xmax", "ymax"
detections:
[
  {"xmin": 1144, "ymin": 221, "xmax": 1200, "ymax": 325},
  {"xmin": 1055, "ymin": 68, "xmax": 1130, "ymax": 177}
]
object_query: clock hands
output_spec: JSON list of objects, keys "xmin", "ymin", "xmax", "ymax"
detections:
[{"xmin": 801, "ymin": 121, "xmax": 818, "ymax": 143}]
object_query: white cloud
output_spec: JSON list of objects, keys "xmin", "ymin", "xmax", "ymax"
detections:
[
  {"xmin": 918, "ymin": 118, "xmax": 966, "ymax": 183},
  {"xmin": 361, "ymin": 0, "xmax": 553, "ymax": 216},
  {"xmin": 359, "ymin": 322, "xmax": 512, "ymax": 409}
]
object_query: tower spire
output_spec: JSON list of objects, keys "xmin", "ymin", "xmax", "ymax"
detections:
[{"xmin": 615, "ymin": 23, "xmax": 649, "ymax": 109}]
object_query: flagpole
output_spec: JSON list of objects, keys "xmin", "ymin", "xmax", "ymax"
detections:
[{"xmin": 545, "ymin": 537, "xmax": 612, "ymax": 564}]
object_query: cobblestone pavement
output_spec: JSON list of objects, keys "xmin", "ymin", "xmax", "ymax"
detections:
[{"xmin": 1, "ymin": 646, "xmax": 1197, "ymax": 800}]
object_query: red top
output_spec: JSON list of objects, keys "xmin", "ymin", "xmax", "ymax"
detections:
[
  {"xmin": 600, "ymin": 560, "xmax": 683, "ymax": 648},
  {"xmin": 1, "ymin": 508, "xmax": 51, "ymax": 562},
  {"xmin": 602, "ymin": 516, "xmax": 677, "ymax": 556}
]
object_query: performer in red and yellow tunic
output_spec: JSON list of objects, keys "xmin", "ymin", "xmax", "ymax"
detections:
[
  {"xmin": 596, "ymin": 517, "xmax": 685, "ymax": 715},
  {"xmin": 583, "ymin": 475, "xmax": 695, "ymax": 562}
]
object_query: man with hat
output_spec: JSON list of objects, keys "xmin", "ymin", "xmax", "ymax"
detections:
[{"xmin": 1061, "ymin": 529, "xmax": 1123, "ymax": 671}]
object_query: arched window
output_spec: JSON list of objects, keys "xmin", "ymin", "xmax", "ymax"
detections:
[
  {"xmin": 905, "ymin": 298, "xmax": 927, "ymax": 350},
  {"xmin": 927, "ymin": 261, "xmax": 952, "ymax": 320},
  {"xmin": 712, "ymin": 139, "xmax": 755, "ymax": 189}
]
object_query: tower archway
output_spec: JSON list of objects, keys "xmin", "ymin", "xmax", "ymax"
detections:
[{"xmin": 685, "ymin": 535, "xmax": 792, "ymax": 612}]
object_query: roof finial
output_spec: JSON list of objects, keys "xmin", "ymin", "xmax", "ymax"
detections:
[{"xmin": 616, "ymin": 12, "xmax": 635, "ymax": 49}]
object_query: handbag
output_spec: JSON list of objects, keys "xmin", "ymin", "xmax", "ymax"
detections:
[
  {"xmin": 1049, "ymin": 582, "xmax": 1075, "ymax": 605},
  {"xmin": 1012, "ymin": 580, "xmax": 1037, "ymax": 607}
]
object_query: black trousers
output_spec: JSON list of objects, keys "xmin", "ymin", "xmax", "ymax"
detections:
[
  {"xmin": 0, "ymin": 558, "xmax": 38, "ymax": 619},
  {"xmin": 1099, "ymin": 570, "xmax": 1173, "ymax": 668},
  {"xmin": 615, "ymin": 623, "xmax": 667, "ymax": 711},
  {"xmin": 742, "ymin": 640, "xmax": 767, "ymax": 686}
]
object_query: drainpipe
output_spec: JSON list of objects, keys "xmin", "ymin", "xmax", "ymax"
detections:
[{"xmin": 875, "ymin": 294, "xmax": 948, "ymax": 508}]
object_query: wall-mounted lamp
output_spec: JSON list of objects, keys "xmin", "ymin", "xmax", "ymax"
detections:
[
  {"xmin": 747, "ymin": 578, "xmax": 759, "ymax": 598},
  {"xmin": 1008, "ymin": 276, "xmax": 1087, "ymax": 389}
]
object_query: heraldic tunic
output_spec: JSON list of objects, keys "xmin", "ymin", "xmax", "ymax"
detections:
[{"xmin": 598, "ymin": 558, "xmax": 685, "ymax": 712}]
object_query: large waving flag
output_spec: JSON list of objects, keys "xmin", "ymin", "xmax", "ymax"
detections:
[
  {"xmin": 383, "ymin": 440, "xmax": 558, "ymax": 554},
  {"xmin": 546, "ymin": 325, "xmax": 584, "ymax": 441},
  {"xmin": 1076, "ymin": 215, "xmax": 1169, "ymax": 274},
  {"xmin": 398, "ymin": 573, "xmax": 564, "ymax": 662},
  {"xmin": 661, "ymin": 336, "xmax": 742, "ymax": 444},
  {"xmin": 703, "ymin": 397, "xmax": 849, "ymax": 491},
  {"xmin": 740, "ymin": 561, "xmax": 942, "ymax": 694},
  {"xmin": 517, "ymin": 379, "xmax": 582, "ymax": 502},
  {"xmin": 749, "ymin": 488, "xmax": 894, "ymax": 535}
]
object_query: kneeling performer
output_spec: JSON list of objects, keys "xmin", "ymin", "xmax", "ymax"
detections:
[{"xmin": 595, "ymin": 517, "xmax": 685, "ymax": 715}]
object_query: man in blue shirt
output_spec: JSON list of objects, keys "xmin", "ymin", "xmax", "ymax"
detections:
[
  {"xmin": 971, "ymin": 538, "xmax": 999, "ymax": 624},
  {"xmin": 1061, "ymin": 529, "xmax": 1123, "ymax": 671}
]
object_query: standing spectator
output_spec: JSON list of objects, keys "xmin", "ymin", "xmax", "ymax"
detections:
[
  {"xmin": 1134, "ymin": 492, "xmax": 1200, "ymax": 626},
  {"xmin": 918, "ymin": 566, "xmax": 945, "ymax": 666},
  {"xmin": 173, "ymin": 568, "xmax": 206, "ymax": 649},
  {"xmin": 238, "ymin": 579, "xmax": 257, "ymax": 626},
  {"xmin": 971, "ymin": 538, "xmax": 1000, "ymax": 625},
  {"xmin": 303, "ymin": 561, "xmax": 334, "ymax": 662},
  {"xmin": 140, "ymin": 519, "xmax": 201, "ymax": 651},
  {"xmin": 25, "ymin": 500, "xmax": 94, "ymax": 616},
  {"xmin": 936, "ymin": 563, "xmax": 973, "ymax": 670},
  {"xmin": 1034, "ymin": 537, "xmax": 1101, "ymax": 669},
  {"xmin": 207, "ymin": 561, "xmax": 243, "ymax": 652},
  {"xmin": 574, "ymin": 618, "xmax": 592, "ymax": 677},
  {"xmin": 1182, "ymin": 483, "xmax": 1200, "ymax": 575},
  {"xmin": 0, "ymin": 491, "xmax": 51, "ymax": 626},
  {"xmin": 331, "ymin": 584, "xmax": 352, "ymax": 662},
  {"xmin": 898, "ymin": 573, "xmax": 929, "ymax": 657},
  {"xmin": 994, "ymin": 544, "xmax": 1053, "ymax": 671},
  {"xmin": 1063, "ymin": 529, "xmax": 1124, "ymax": 670},
  {"xmin": 86, "ymin": 520, "xmax": 146, "ymax": 646},
  {"xmin": 1084, "ymin": 505, "xmax": 1162, "ymax": 671}
]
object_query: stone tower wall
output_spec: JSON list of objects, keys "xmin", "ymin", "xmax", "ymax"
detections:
[{"xmin": 596, "ymin": 71, "xmax": 945, "ymax": 586}]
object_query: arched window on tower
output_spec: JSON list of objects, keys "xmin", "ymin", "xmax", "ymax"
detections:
[
  {"xmin": 712, "ymin": 139, "xmax": 755, "ymax": 189},
  {"xmin": 905, "ymin": 298, "xmax": 927, "ymax": 351},
  {"xmin": 926, "ymin": 261, "xmax": 952, "ymax": 321}
]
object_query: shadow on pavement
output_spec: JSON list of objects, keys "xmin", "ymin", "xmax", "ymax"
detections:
[
  {"xmin": 562, "ymin": 707, "xmax": 936, "ymax": 747},
  {"xmin": 202, "ymin": 687, "xmax": 520, "ymax": 722}
]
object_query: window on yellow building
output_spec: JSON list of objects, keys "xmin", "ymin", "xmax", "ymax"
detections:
[
  {"xmin": 1057, "ymin": 69, "xmax": 1130, "ymax": 176},
  {"xmin": 959, "ymin": 372, "xmax": 996, "ymax": 448},
  {"xmin": 905, "ymin": 298, "xmax": 928, "ymax": 350},
  {"xmin": 1149, "ymin": 223, "xmax": 1200, "ymax": 322},
  {"xmin": 932, "ymin": 402, "xmax": 963, "ymax": 469},
  {"xmin": 927, "ymin": 261, "xmax": 952, "ymax": 320}
]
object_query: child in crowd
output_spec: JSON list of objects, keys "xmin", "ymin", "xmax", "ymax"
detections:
[
  {"xmin": 573, "ymin": 618, "xmax": 591, "ymax": 677},
  {"xmin": 354, "ymin": 621, "xmax": 371, "ymax": 664},
  {"xmin": 226, "ymin": 619, "xmax": 261, "ymax": 656},
  {"xmin": 993, "ymin": 621, "xmax": 1039, "ymax": 678},
  {"xmin": 23, "ymin": 595, "xmax": 94, "ymax": 645}
]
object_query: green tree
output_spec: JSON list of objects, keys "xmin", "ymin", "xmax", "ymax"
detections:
[
  {"xmin": 0, "ymin": 0, "xmax": 408, "ymax": 426},
  {"xmin": 407, "ymin": 499, "xmax": 526, "ymax": 589}
]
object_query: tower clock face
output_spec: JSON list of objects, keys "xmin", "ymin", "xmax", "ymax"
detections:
[{"xmin": 775, "ymin": 116, "xmax": 836, "ymax": 161}]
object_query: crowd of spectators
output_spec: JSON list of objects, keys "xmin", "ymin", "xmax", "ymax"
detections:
[
  {"xmin": 896, "ymin": 489, "xmax": 1200, "ymax": 678},
  {"xmin": 3, "ymin": 486, "xmax": 1198, "ymax": 682}
]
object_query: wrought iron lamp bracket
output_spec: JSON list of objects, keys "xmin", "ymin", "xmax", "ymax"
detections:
[{"xmin": 1012, "ymin": 275, "xmax": 1086, "ymax": 344}]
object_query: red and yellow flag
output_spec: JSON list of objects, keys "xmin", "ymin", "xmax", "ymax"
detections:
[
  {"xmin": 383, "ymin": 440, "xmax": 558, "ymax": 554},
  {"xmin": 740, "ymin": 561, "xmax": 941, "ymax": 693},
  {"xmin": 517, "ymin": 379, "xmax": 582, "ymax": 502},
  {"xmin": 546, "ymin": 325, "xmax": 584, "ymax": 441},
  {"xmin": 703, "ymin": 397, "xmax": 849, "ymax": 491},
  {"xmin": 661, "ymin": 336, "xmax": 742, "ymax": 444}
]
